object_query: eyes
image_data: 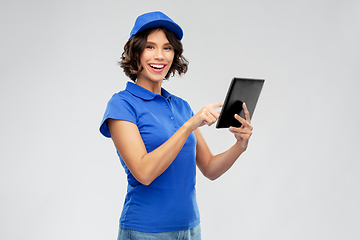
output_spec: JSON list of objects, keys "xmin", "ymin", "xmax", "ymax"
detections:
[{"xmin": 145, "ymin": 44, "xmax": 173, "ymax": 51}]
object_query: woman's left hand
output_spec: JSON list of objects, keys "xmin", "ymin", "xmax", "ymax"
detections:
[{"xmin": 229, "ymin": 102, "xmax": 253, "ymax": 151}]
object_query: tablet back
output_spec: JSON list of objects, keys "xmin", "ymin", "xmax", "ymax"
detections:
[{"xmin": 216, "ymin": 77, "xmax": 264, "ymax": 128}]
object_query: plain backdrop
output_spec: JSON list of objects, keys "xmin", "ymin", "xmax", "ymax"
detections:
[{"xmin": 1, "ymin": 0, "xmax": 359, "ymax": 239}]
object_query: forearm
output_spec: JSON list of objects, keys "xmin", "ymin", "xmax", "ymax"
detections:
[
  {"xmin": 203, "ymin": 142, "xmax": 246, "ymax": 181},
  {"xmin": 140, "ymin": 103, "xmax": 223, "ymax": 182},
  {"xmin": 206, "ymin": 110, "xmax": 253, "ymax": 180},
  {"xmin": 138, "ymin": 122, "xmax": 194, "ymax": 184}
]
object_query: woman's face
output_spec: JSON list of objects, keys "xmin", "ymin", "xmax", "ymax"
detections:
[{"xmin": 138, "ymin": 29, "xmax": 174, "ymax": 83}]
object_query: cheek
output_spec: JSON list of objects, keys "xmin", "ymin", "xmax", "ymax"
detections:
[
  {"xmin": 139, "ymin": 51, "xmax": 148, "ymax": 64},
  {"xmin": 167, "ymin": 52, "xmax": 175, "ymax": 64}
]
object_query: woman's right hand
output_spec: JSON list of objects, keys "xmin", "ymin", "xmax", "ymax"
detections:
[{"xmin": 188, "ymin": 102, "xmax": 223, "ymax": 130}]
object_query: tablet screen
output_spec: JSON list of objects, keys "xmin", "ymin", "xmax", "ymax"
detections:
[{"xmin": 216, "ymin": 77, "xmax": 264, "ymax": 128}]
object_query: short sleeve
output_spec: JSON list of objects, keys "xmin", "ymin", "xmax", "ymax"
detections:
[{"xmin": 99, "ymin": 94, "xmax": 137, "ymax": 138}]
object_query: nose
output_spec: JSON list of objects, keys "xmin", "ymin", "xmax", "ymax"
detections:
[{"xmin": 154, "ymin": 49, "xmax": 165, "ymax": 60}]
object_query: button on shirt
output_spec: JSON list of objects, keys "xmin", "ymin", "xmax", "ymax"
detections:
[{"xmin": 100, "ymin": 82, "xmax": 200, "ymax": 233}]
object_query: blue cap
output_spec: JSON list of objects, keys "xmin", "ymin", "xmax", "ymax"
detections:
[{"xmin": 129, "ymin": 11, "xmax": 183, "ymax": 40}]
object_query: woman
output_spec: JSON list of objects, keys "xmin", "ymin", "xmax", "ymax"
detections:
[{"xmin": 100, "ymin": 11, "xmax": 253, "ymax": 240}]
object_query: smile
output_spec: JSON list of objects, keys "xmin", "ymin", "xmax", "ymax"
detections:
[
  {"xmin": 149, "ymin": 64, "xmax": 165, "ymax": 70},
  {"xmin": 148, "ymin": 64, "xmax": 166, "ymax": 73}
]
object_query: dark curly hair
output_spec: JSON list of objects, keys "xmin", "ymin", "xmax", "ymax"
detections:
[{"xmin": 119, "ymin": 27, "xmax": 188, "ymax": 82}]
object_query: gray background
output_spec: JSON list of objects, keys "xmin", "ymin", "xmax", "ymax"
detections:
[{"xmin": 1, "ymin": 0, "xmax": 359, "ymax": 239}]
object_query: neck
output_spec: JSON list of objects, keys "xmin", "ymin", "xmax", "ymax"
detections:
[{"xmin": 136, "ymin": 77, "xmax": 163, "ymax": 95}]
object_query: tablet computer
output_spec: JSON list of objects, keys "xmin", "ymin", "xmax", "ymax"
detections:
[{"xmin": 216, "ymin": 77, "xmax": 265, "ymax": 128}]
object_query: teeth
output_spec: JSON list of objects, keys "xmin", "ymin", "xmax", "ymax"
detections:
[{"xmin": 150, "ymin": 64, "xmax": 165, "ymax": 69}]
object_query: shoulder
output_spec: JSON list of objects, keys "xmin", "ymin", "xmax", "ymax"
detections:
[
  {"xmin": 107, "ymin": 88, "xmax": 139, "ymax": 109},
  {"xmin": 109, "ymin": 89, "xmax": 132, "ymax": 102}
]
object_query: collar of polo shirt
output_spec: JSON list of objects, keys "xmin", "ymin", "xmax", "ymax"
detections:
[{"xmin": 126, "ymin": 82, "xmax": 172, "ymax": 101}]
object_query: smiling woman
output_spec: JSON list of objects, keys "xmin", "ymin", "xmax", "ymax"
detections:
[
  {"xmin": 99, "ymin": 11, "xmax": 253, "ymax": 240},
  {"xmin": 137, "ymin": 29, "xmax": 175, "ymax": 87},
  {"xmin": 120, "ymin": 26, "xmax": 188, "ymax": 82}
]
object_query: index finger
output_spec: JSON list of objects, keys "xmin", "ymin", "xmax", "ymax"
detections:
[
  {"xmin": 209, "ymin": 102, "xmax": 223, "ymax": 110},
  {"xmin": 243, "ymin": 102, "xmax": 251, "ymax": 124}
]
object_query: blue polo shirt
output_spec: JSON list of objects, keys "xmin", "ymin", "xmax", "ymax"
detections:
[{"xmin": 100, "ymin": 82, "xmax": 200, "ymax": 232}]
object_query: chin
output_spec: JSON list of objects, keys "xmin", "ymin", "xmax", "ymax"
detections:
[{"xmin": 141, "ymin": 72, "xmax": 168, "ymax": 83}]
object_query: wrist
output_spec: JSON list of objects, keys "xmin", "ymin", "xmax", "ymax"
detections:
[
  {"xmin": 183, "ymin": 120, "xmax": 197, "ymax": 133},
  {"xmin": 235, "ymin": 140, "xmax": 247, "ymax": 153}
]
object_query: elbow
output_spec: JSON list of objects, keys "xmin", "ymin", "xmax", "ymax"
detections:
[
  {"xmin": 134, "ymin": 175, "xmax": 153, "ymax": 186},
  {"xmin": 133, "ymin": 171, "xmax": 156, "ymax": 186},
  {"xmin": 208, "ymin": 176, "xmax": 218, "ymax": 181},
  {"xmin": 139, "ymin": 178, "xmax": 153, "ymax": 186},
  {"xmin": 125, "ymin": 161, "xmax": 156, "ymax": 186},
  {"xmin": 203, "ymin": 170, "xmax": 221, "ymax": 181},
  {"xmin": 207, "ymin": 174, "xmax": 221, "ymax": 181}
]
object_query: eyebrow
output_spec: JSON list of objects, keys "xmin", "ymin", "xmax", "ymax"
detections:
[{"xmin": 146, "ymin": 41, "xmax": 172, "ymax": 46}]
